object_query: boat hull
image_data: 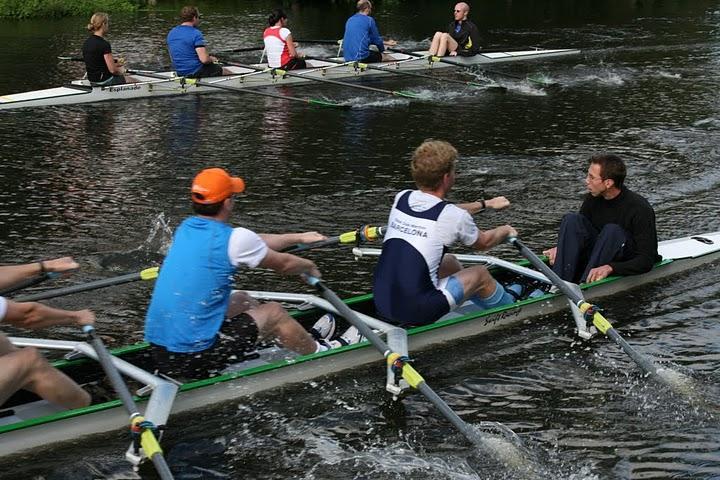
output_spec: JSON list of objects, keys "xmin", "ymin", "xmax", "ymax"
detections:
[
  {"xmin": 0, "ymin": 49, "xmax": 580, "ymax": 110},
  {"xmin": 1, "ymin": 230, "xmax": 718, "ymax": 458}
]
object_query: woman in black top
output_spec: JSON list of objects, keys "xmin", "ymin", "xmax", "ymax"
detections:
[
  {"xmin": 82, "ymin": 13, "xmax": 131, "ymax": 86},
  {"xmin": 429, "ymin": 2, "xmax": 482, "ymax": 57}
]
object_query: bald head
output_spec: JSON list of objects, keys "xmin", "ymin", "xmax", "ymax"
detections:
[{"xmin": 453, "ymin": 2, "xmax": 470, "ymax": 20}]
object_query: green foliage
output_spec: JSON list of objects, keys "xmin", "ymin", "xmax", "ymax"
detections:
[{"xmin": 0, "ymin": 0, "xmax": 139, "ymax": 19}]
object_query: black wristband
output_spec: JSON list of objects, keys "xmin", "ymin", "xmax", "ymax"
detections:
[
  {"xmin": 478, "ymin": 199, "xmax": 486, "ymax": 210},
  {"xmin": 38, "ymin": 261, "xmax": 46, "ymax": 274}
]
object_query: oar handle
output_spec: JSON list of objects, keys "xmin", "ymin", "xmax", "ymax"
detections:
[
  {"xmin": 1, "ymin": 271, "xmax": 60, "ymax": 297},
  {"xmin": 14, "ymin": 267, "xmax": 159, "ymax": 302},
  {"xmin": 283, "ymin": 225, "xmax": 385, "ymax": 254}
]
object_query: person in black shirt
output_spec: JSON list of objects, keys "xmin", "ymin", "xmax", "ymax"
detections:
[
  {"xmin": 82, "ymin": 12, "xmax": 134, "ymax": 86},
  {"xmin": 429, "ymin": 2, "xmax": 482, "ymax": 57},
  {"xmin": 543, "ymin": 154, "xmax": 660, "ymax": 284}
]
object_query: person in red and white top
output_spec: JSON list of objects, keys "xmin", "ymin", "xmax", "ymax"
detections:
[{"xmin": 263, "ymin": 9, "xmax": 306, "ymax": 70}]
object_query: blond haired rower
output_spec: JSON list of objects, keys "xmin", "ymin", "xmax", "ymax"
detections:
[
  {"xmin": 0, "ymin": 258, "xmax": 94, "ymax": 409},
  {"xmin": 429, "ymin": 2, "xmax": 482, "ymax": 57},
  {"xmin": 82, "ymin": 12, "xmax": 137, "ymax": 86},
  {"xmin": 373, "ymin": 140, "xmax": 516, "ymax": 327}
]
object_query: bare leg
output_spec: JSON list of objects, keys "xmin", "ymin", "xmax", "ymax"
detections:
[
  {"xmin": 429, "ymin": 31, "xmax": 444, "ymax": 55},
  {"xmin": 452, "ymin": 264, "xmax": 498, "ymax": 299},
  {"xmin": 445, "ymin": 35, "xmax": 459, "ymax": 56},
  {"xmin": 246, "ymin": 302, "xmax": 316, "ymax": 355},
  {"xmin": 438, "ymin": 254, "xmax": 463, "ymax": 279},
  {"xmin": 227, "ymin": 291, "xmax": 261, "ymax": 318},
  {"xmin": 0, "ymin": 336, "xmax": 90, "ymax": 409}
]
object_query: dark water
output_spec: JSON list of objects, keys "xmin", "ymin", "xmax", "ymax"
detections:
[{"xmin": 1, "ymin": 1, "xmax": 719, "ymax": 478}]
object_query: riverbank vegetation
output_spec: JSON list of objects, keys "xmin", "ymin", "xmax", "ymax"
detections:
[{"xmin": 0, "ymin": 0, "xmax": 146, "ymax": 19}]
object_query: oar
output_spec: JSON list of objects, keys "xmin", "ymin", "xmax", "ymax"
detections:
[
  {"xmin": 282, "ymin": 225, "xmax": 385, "ymax": 254},
  {"xmin": 305, "ymin": 55, "xmax": 505, "ymax": 91},
  {"xmin": 507, "ymin": 237, "xmax": 697, "ymax": 394},
  {"xmin": 303, "ymin": 275, "xmax": 527, "ymax": 464},
  {"xmin": 388, "ymin": 47, "xmax": 558, "ymax": 87},
  {"xmin": 126, "ymin": 69, "xmax": 348, "ymax": 109},
  {"xmin": 215, "ymin": 45, "xmax": 265, "ymax": 54},
  {"xmin": 13, "ymin": 267, "xmax": 158, "ymax": 302},
  {"xmin": 219, "ymin": 60, "xmax": 422, "ymax": 99},
  {"xmin": 83, "ymin": 325, "xmax": 174, "ymax": 479},
  {"xmin": 295, "ymin": 39, "xmax": 343, "ymax": 45},
  {"xmin": 0, "ymin": 272, "xmax": 61, "ymax": 296}
]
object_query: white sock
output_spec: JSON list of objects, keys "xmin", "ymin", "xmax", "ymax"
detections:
[{"xmin": 315, "ymin": 341, "xmax": 330, "ymax": 353}]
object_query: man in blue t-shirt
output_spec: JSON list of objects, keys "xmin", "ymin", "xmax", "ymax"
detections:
[
  {"xmin": 167, "ymin": 6, "xmax": 229, "ymax": 78},
  {"xmin": 342, "ymin": 0, "xmax": 397, "ymax": 63},
  {"xmin": 144, "ymin": 168, "xmax": 358, "ymax": 380}
]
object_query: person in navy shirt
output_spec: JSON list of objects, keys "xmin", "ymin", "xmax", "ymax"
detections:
[
  {"xmin": 167, "ymin": 6, "xmax": 230, "ymax": 78},
  {"xmin": 373, "ymin": 140, "xmax": 517, "ymax": 328},
  {"xmin": 543, "ymin": 154, "xmax": 659, "ymax": 284},
  {"xmin": 342, "ymin": 0, "xmax": 397, "ymax": 63},
  {"xmin": 429, "ymin": 2, "xmax": 482, "ymax": 57}
]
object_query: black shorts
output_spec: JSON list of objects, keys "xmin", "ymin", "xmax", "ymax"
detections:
[
  {"xmin": 150, "ymin": 313, "xmax": 259, "ymax": 380},
  {"xmin": 280, "ymin": 57, "xmax": 307, "ymax": 70},
  {"xmin": 187, "ymin": 62, "xmax": 224, "ymax": 78},
  {"xmin": 358, "ymin": 50, "xmax": 383, "ymax": 64}
]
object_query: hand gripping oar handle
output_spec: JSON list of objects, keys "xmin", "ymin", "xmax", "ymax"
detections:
[
  {"xmin": 302, "ymin": 275, "xmax": 500, "ymax": 448},
  {"xmin": 283, "ymin": 225, "xmax": 385, "ymax": 254},
  {"xmin": 506, "ymin": 237, "xmax": 659, "ymax": 376},
  {"xmin": 14, "ymin": 267, "xmax": 159, "ymax": 302},
  {"xmin": 83, "ymin": 325, "xmax": 174, "ymax": 480}
]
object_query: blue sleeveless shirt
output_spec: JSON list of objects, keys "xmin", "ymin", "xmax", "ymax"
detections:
[{"xmin": 145, "ymin": 216, "xmax": 236, "ymax": 353}]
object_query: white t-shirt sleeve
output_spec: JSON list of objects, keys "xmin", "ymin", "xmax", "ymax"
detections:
[
  {"xmin": 228, "ymin": 228, "xmax": 269, "ymax": 268},
  {"xmin": 280, "ymin": 27, "xmax": 291, "ymax": 40},
  {"xmin": 437, "ymin": 204, "xmax": 479, "ymax": 246},
  {"xmin": 0, "ymin": 296, "xmax": 7, "ymax": 322}
]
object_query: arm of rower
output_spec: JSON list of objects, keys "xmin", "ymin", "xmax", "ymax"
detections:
[
  {"xmin": 259, "ymin": 232, "xmax": 326, "ymax": 251},
  {"xmin": 3, "ymin": 301, "xmax": 94, "ymax": 330},
  {"xmin": 471, "ymin": 225, "xmax": 516, "ymax": 251},
  {"xmin": 369, "ymin": 20, "xmax": 385, "ymax": 52},
  {"xmin": 0, "ymin": 257, "xmax": 78, "ymax": 290},
  {"xmin": 103, "ymin": 53, "xmax": 123, "ymax": 75},
  {"xmin": 286, "ymin": 33, "xmax": 299, "ymax": 58},
  {"xmin": 456, "ymin": 196, "xmax": 511, "ymax": 214},
  {"xmin": 195, "ymin": 46, "xmax": 217, "ymax": 64},
  {"xmin": 257, "ymin": 249, "xmax": 320, "ymax": 277},
  {"xmin": 0, "ymin": 264, "xmax": 42, "ymax": 290}
]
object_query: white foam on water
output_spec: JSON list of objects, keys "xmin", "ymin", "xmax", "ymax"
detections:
[{"xmin": 300, "ymin": 434, "xmax": 483, "ymax": 480}]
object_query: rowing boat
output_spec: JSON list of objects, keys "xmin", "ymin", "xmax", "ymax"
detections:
[
  {"xmin": 2, "ymin": 230, "xmax": 716, "ymax": 463},
  {"xmin": 0, "ymin": 48, "xmax": 579, "ymax": 110}
]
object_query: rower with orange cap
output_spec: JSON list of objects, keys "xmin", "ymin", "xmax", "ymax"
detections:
[{"xmin": 144, "ymin": 167, "xmax": 352, "ymax": 380}]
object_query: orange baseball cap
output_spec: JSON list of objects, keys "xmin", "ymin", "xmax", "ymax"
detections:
[{"xmin": 191, "ymin": 168, "xmax": 246, "ymax": 204}]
